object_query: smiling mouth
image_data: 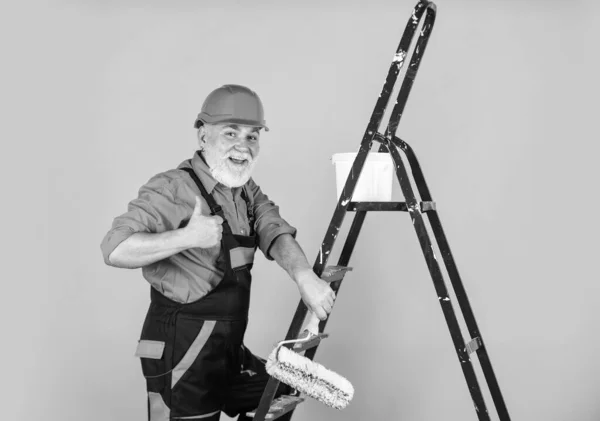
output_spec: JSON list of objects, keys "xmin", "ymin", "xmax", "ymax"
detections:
[{"xmin": 229, "ymin": 157, "xmax": 248, "ymax": 165}]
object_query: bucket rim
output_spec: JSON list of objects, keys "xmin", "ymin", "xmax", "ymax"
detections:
[{"xmin": 331, "ymin": 152, "xmax": 392, "ymax": 163}]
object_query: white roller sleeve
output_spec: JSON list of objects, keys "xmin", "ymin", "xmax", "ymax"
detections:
[{"xmin": 266, "ymin": 345, "xmax": 354, "ymax": 410}]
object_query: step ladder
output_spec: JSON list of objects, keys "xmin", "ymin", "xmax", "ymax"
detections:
[{"xmin": 247, "ymin": 1, "xmax": 511, "ymax": 420}]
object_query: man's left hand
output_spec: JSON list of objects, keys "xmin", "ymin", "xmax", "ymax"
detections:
[{"xmin": 294, "ymin": 268, "xmax": 336, "ymax": 321}]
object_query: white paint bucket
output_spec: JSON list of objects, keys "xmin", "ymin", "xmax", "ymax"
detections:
[{"xmin": 331, "ymin": 152, "xmax": 393, "ymax": 201}]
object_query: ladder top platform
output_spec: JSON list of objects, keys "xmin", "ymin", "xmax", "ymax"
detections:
[{"xmin": 346, "ymin": 201, "xmax": 436, "ymax": 212}]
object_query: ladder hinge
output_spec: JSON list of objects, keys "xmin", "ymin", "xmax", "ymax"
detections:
[
  {"xmin": 465, "ymin": 337, "xmax": 482, "ymax": 354},
  {"xmin": 420, "ymin": 201, "xmax": 436, "ymax": 212}
]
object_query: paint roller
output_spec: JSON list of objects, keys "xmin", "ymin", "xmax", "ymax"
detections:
[{"xmin": 265, "ymin": 311, "xmax": 354, "ymax": 410}]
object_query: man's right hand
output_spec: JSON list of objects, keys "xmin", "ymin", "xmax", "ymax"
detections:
[
  {"xmin": 184, "ymin": 196, "xmax": 224, "ymax": 248},
  {"xmin": 107, "ymin": 196, "xmax": 223, "ymax": 268}
]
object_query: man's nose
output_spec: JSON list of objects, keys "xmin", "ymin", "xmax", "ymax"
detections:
[{"xmin": 233, "ymin": 135, "xmax": 251, "ymax": 149}]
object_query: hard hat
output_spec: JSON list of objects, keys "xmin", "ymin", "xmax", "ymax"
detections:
[{"xmin": 194, "ymin": 84, "xmax": 269, "ymax": 131}]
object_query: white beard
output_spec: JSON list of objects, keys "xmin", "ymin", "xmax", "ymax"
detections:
[{"xmin": 205, "ymin": 149, "xmax": 258, "ymax": 188}]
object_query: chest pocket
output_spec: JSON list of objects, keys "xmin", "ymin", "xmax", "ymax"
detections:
[{"xmin": 229, "ymin": 245, "xmax": 256, "ymax": 271}]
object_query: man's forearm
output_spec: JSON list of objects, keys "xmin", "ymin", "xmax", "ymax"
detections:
[
  {"xmin": 108, "ymin": 230, "xmax": 192, "ymax": 269},
  {"xmin": 270, "ymin": 233, "xmax": 335, "ymax": 322},
  {"xmin": 269, "ymin": 234, "xmax": 313, "ymax": 283}
]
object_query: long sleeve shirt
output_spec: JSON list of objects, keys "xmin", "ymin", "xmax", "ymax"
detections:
[{"xmin": 100, "ymin": 151, "xmax": 297, "ymax": 303}]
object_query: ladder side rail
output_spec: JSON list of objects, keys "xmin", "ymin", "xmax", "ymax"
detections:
[
  {"xmin": 252, "ymin": 379, "xmax": 281, "ymax": 420},
  {"xmin": 392, "ymin": 136, "xmax": 481, "ymax": 333},
  {"xmin": 309, "ymin": 0, "xmax": 427, "ymax": 281},
  {"xmin": 306, "ymin": 0, "xmax": 436, "ymax": 287},
  {"xmin": 393, "ymin": 136, "xmax": 512, "ymax": 421},
  {"xmin": 316, "ymin": 144, "xmax": 371, "ymax": 277},
  {"xmin": 253, "ymin": 210, "xmax": 368, "ymax": 421},
  {"xmin": 304, "ymin": 210, "xmax": 367, "ymax": 363},
  {"xmin": 279, "ymin": 211, "xmax": 368, "ymax": 421},
  {"xmin": 307, "ymin": 0, "xmax": 437, "ymax": 293},
  {"xmin": 257, "ymin": 3, "xmax": 438, "ymax": 419},
  {"xmin": 385, "ymin": 2, "xmax": 437, "ymax": 137},
  {"xmin": 386, "ymin": 139, "xmax": 491, "ymax": 420},
  {"xmin": 276, "ymin": 0, "xmax": 427, "ymax": 351},
  {"xmin": 281, "ymin": 141, "xmax": 372, "ymax": 345}
]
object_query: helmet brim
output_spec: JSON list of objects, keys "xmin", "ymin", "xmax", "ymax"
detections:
[{"xmin": 194, "ymin": 116, "xmax": 269, "ymax": 132}]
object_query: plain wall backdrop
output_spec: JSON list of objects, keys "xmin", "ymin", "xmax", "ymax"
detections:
[{"xmin": 4, "ymin": 0, "xmax": 600, "ymax": 420}]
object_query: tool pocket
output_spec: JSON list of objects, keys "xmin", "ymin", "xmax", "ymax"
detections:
[{"xmin": 135, "ymin": 339, "xmax": 169, "ymax": 393}]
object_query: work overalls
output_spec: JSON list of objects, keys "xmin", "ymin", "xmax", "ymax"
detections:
[{"xmin": 134, "ymin": 167, "xmax": 284, "ymax": 421}]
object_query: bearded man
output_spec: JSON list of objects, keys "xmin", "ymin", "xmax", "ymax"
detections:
[{"xmin": 100, "ymin": 84, "xmax": 335, "ymax": 421}]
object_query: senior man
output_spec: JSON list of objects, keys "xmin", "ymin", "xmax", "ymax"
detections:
[{"xmin": 100, "ymin": 84, "xmax": 334, "ymax": 421}]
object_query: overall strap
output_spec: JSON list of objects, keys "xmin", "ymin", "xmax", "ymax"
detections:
[{"xmin": 180, "ymin": 167, "xmax": 234, "ymax": 237}]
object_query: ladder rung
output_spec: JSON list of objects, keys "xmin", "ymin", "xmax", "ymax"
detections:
[
  {"xmin": 465, "ymin": 337, "xmax": 482, "ymax": 354},
  {"xmin": 246, "ymin": 395, "xmax": 305, "ymax": 420},
  {"xmin": 321, "ymin": 265, "xmax": 353, "ymax": 282},
  {"xmin": 346, "ymin": 201, "xmax": 436, "ymax": 212},
  {"xmin": 293, "ymin": 333, "xmax": 329, "ymax": 352}
]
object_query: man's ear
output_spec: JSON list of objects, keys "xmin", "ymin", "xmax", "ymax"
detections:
[{"xmin": 197, "ymin": 126, "xmax": 207, "ymax": 149}]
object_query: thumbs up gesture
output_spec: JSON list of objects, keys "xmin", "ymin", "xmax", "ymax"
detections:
[{"xmin": 184, "ymin": 196, "xmax": 224, "ymax": 248}]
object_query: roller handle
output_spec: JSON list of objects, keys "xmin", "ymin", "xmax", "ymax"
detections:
[{"xmin": 304, "ymin": 312, "xmax": 321, "ymax": 336}]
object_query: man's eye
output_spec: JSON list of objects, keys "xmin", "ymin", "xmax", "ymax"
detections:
[
  {"xmin": 225, "ymin": 132, "xmax": 236, "ymax": 138},
  {"xmin": 248, "ymin": 136, "xmax": 257, "ymax": 142}
]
